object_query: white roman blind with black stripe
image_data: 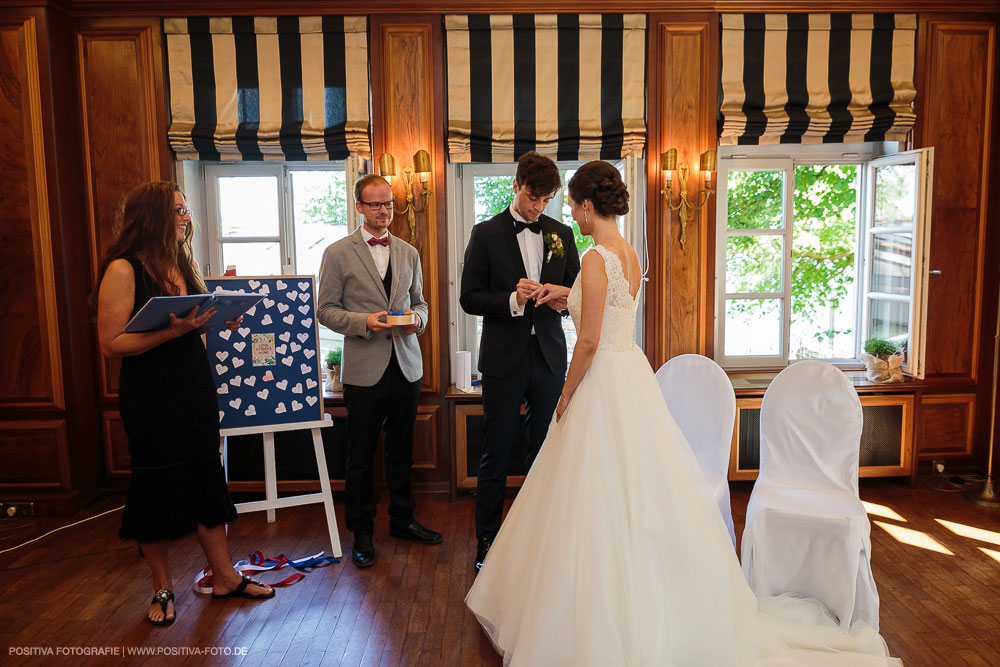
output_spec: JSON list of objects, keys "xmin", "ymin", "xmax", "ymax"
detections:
[
  {"xmin": 165, "ymin": 16, "xmax": 370, "ymax": 161},
  {"xmin": 445, "ymin": 14, "xmax": 646, "ymax": 163},
  {"xmin": 719, "ymin": 14, "xmax": 917, "ymax": 145}
]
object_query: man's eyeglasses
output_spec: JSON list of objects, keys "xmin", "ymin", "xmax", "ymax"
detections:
[
  {"xmin": 175, "ymin": 206, "xmax": 194, "ymax": 217},
  {"xmin": 360, "ymin": 200, "xmax": 395, "ymax": 211}
]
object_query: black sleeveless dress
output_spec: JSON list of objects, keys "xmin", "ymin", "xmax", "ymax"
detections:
[{"xmin": 117, "ymin": 257, "xmax": 237, "ymax": 542}]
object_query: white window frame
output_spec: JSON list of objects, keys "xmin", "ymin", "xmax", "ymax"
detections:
[
  {"xmin": 715, "ymin": 143, "xmax": 933, "ymax": 371},
  {"xmin": 447, "ymin": 155, "xmax": 646, "ymax": 383}
]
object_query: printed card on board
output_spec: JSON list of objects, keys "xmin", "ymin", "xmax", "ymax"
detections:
[{"xmin": 204, "ymin": 276, "xmax": 324, "ymax": 430}]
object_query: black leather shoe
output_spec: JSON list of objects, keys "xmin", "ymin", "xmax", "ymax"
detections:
[
  {"xmin": 474, "ymin": 537, "xmax": 492, "ymax": 572},
  {"xmin": 352, "ymin": 534, "xmax": 375, "ymax": 569},
  {"xmin": 389, "ymin": 520, "xmax": 442, "ymax": 545}
]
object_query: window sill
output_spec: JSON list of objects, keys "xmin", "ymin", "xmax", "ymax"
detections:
[{"xmin": 726, "ymin": 369, "xmax": 929, "ymax": 395}]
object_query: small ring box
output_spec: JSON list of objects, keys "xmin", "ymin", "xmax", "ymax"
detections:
[{"xmin": 385, "ymin": 310, "xmax": 415, "ymax": 326}]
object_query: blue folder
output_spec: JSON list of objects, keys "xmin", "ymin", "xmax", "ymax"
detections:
[{"xmin": 124, "ymin": 291, "xmax": 265, "ymax": 333}]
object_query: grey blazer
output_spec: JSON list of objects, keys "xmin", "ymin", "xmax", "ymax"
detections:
[{"xmin": 316, "ymin": 229, "xmax": 428, "ymax": 387}]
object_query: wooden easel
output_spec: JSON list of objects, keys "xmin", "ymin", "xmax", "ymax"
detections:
[{"xmin": 220, "ymin": 415, "xmax": 342, "ymax": 558}]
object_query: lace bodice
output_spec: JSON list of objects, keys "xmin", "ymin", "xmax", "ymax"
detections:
[{"xmin": 567, "ymin": 245, "xmax": 639, "ymax": 352}]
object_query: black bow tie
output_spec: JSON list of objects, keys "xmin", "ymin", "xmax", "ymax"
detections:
[{"xmin": 514, "ymin": 220, "xmax": 541, "ymax": 234}]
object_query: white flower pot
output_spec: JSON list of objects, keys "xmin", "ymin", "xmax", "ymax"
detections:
[
  {"xmin": 326, "ymin": 364, "xmax": 343, "ymax": 393},
  {"xmin": 860, "ymin": 352, "xmax": 905, "ymax": 383}
]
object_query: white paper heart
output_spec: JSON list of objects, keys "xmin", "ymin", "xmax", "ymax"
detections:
[
  {"xmin": 276, "ymin": 379, "xmax": 288, "ymax": 390},
  {"xmin": 277, "ymin": 303, "xmax": 289, "ymax": 313},
  {"xmin": 216, "ymin": 351, "xmax": 229, "ymax": 361},
  {"xmin": 301, "ymin": 318, "xmax": 313, "ymax": 328},
  {"xmin": 275, "ymin": 344, "xmax": 287, "ymax": 355},
  {"xmin": 304, "ymin": 349, "xmax": 315, "ymax": 359},
  {"xmin": 229, "ymin": 398, "xmax": 242, "ymax": 409},
  {"xmin": 306, "ymin": 395, "xmax": 318, "ymax": 406},
  {"xmin": 275, "ymin": 402, "xmax": 287, "ymax": 414},
  {"xmin": 233, "ymin": 341, "xmax": 246, "ymax": 352},
  {"xmin": 283, "ymin": 314, "xmax": 294, "ymax": 324},
  {"xmin": 238, "ymin": 327, "xmax": 251, "ymax": 338},
  {"xmin": 261, "ymin": 314, "xmax": 272, "ymax": 325},
  {"xmin": 290, "ymin": 342, "xmax": 301, "ymax": 353},
  {"xmin": 279, "ymin": 332, "xmax": 290, "ymax": 342},
  {"xmin": 249, "ymin": 279, "xmax": 261, "ymax": 289},
  {"xmin": 297, "ymin": 281, "xmax": 309, "ymax": 291},
  {"xmin": 286, "ymin": 291, "xmax": 298, "ymax": 301},
  {"xmin": 233, "ymin": 358, "xmax": 245, "ymax": 368},
  {"xmin": 299, "ymin": 292, "xmax": 310, "ymax": 302},
  {"xmin": 291, "ymin": 400, "xmax": 303, "ymax": 411},
  {"xmin": 263, "ymin": 370, "xmax": 274, "ymax": 381},
  {"xmin": 282, "ymin": 356, "xmax": 293, "ymax": 366},
  {"xmin": 217, "ymin": 384, "xmax": 229, "ymax": 394},
  {"xmin": 306, "ymin": 378, "xmax": 317, "ymax": 389},
  {"xmin": 298, "ymin": 305, "xmax": 310, "ymax": 315},
  {"xmin": 300, "ymin": 364, "xmax": 312, "ymax": 375},
  {"xmin": 215, "ymin": 364, "xmax": 229, "ymax": 375},
  {"xmin": 260, "ymin": 284, "xmax": 270, "ymax": 294},
  {"xmin": 292, "ymin": 383, "xmax": 303, "ymax": 394},
  {"xmin": 219, "ymin": 411, "xmax": 225, "ymax": 421},
  {"xmin": 296, "ymin": 333, "xmax": 309, "ymax": 343},
  {"xmin": 246, "ymin": 306, "xmax": 256, "ymax": 317},
  {"xmin": 263, "ymin": 298, "xmax": 275, "ymax": 309},
  {"xmin": 219, "ymin": 329, "xmax": 232, "ymax": 341},
  {"xmin": 256, "ymin": 388, "xmax": 269, "ymax": 400},
  {"xmin": 214, "ymin": 285, "xmax": 225, "ymax": 293},
  {"xmin": 244, "ymin": 375, "xmax": 256, "ymax": 387},
  {"xmin": 245, "ymin": 405, "xmax": 256, "ymax": 416},
  {"xmin": 231, "ymin": 375, "xmax": 242, "ymax": 386},
  {"xmin": 276, "ymin": 279, "xmax": 287, "ymax": 289}
]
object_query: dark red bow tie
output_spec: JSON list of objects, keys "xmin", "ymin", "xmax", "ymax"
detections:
[{"xmin": 367, "ymin": 236, "xmax": 390, "ymax": 247}]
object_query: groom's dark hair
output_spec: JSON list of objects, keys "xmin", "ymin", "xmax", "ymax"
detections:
[{"xmin": 514, "ymin": 152, "xmax": 561, "ymax": 196}]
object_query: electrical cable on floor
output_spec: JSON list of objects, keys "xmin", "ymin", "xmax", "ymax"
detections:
[
  {"xmin": 0, "ymin": 505, "xmax": 124, "ymax": 555},
  {"xmin": 923, "ymin": 471, "xmax": 987, "ymax": 493}
]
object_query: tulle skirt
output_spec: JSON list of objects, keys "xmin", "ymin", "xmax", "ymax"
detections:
[{"xmin": 466, "ymin": 346, "xmax": 900, "ymax": 667}]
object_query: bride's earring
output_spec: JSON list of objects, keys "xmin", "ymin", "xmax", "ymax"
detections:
[{"xmin": 584, "ymin": 208, "xmax": 589, "ymax": 226}]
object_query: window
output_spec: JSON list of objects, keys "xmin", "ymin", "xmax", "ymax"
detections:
[
  {"xmin": 715, "ymin": 145, "xmax": 932, "ymax": 376},
  {"xmin": 448, "ymin": 156, "xmax": 646, "ymax": 381},
  {"xmin": 196, "ymin": 161, "xmax": 358, "ymax": 362}
]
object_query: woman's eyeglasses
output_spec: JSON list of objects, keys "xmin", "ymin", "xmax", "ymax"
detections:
[{"xmin": 175, "ymin": 206, "xmax": 194, "ymax": 217}]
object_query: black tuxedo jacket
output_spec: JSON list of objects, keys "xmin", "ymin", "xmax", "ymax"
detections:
[{"xmin": 460, "ymin": 209, "xmax": 581, "ymax": 378}]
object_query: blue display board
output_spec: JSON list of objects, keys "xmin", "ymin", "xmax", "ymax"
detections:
[{"xmin": 204, "ymin": 276, "xmax": 324, "ymax": 430}]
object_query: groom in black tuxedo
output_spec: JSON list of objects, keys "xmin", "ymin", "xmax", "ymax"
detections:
[{"xmin": 460, "ymin": 152, "xmax": 581, "ymax": 571}]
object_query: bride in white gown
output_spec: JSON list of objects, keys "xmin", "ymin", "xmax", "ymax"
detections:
[{"xmin": 465, "ymin": 161, "xmax": 901, "ymax": 666}]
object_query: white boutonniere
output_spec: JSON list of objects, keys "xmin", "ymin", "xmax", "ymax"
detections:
[{"xmin": 544, "ymin": 233, "xmax": 564, "ymax": 264}]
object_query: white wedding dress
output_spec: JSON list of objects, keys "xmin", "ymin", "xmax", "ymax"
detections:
[{"xmin": 466, "ymin": 245, "xmax": 901, "ymax": 666}]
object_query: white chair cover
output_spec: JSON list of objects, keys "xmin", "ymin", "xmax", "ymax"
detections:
[
  {"xmin": 655, "ymin": 354, "xmax": 737, "ymax": 548},
  {"xmin": 741, "ymin": 361, "xmax": 880, "ymax": 630}
]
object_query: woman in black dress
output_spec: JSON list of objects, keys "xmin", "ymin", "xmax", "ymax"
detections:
[{"xmin": 96, "ymin": 181, "xmax": 274, "ymax": 626}]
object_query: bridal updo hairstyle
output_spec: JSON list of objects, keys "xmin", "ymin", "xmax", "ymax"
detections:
[{"xmin": 567, "ymin": 161, "xmax": 630, "ymax": 218}]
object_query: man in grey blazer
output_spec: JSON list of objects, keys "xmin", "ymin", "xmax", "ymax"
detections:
[{"xmin": 317, "ymin": 174, "xmax": 440, "ymax": 569}]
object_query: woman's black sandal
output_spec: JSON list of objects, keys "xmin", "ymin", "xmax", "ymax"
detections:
[
  {"xmin": 211, "ymin": 573, "xmax": 275, "ymax": 600},
  {"xmin": 149, "ymin": 588, "xmax": 175, "ymax": 626}
]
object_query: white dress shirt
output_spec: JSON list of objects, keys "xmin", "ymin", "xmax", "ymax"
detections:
[
  {"xmin": 360, "ymin": 226, "xmax": 390, "ymax": 279},
  {"xmin": 508, "ymin": 204, "xmax": 545, "ymax": 319}
]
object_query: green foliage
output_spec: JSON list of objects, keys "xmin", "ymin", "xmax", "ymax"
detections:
[
  {"xmin": 325, "ymin": 347, "xmax": 342, "ymax": 366},
  {"xmin": 301, "ymin": 178, "xmax": 348, "ymax": 226},
  {"xmin": 863, "ymin": 337, "xmax": 898, "ymax": 357}
]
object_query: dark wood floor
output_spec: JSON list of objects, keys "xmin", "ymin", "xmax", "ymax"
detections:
[{"xmin": 1, "ymin": 478, "xmax": 999, "ymax": 666}]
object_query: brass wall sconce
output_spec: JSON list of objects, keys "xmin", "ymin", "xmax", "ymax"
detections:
[
  {"xmin": 377, "ymin": 149, "xmax": 433, "ymax": 246},
  {"xmin": 660, "ymin": 148, "xmax": 717, "ymax": 249}
]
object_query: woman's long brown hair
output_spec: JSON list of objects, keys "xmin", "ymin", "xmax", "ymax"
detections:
[{"xmin": 96, "ymin": 181, "xmax": 207, "ymax": 299}]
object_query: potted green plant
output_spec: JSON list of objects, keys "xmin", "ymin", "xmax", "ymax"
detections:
[
  {"xmin": 860, "ymin": 337, "xmax": 904, "ymax": 383},
  {"xmin": 325, "ymin": 347, "xmax": 343, "ymax": 393}
]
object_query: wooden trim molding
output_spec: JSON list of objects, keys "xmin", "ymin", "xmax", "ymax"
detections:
[
  {"xmin": 0, "ymin": 15, "xmax": 64, "ymax": 410},
  {"xmin": 921, "ymin": 393, "xmax": 976, "ymax": 459},
  {"xmin": 0, "ymin": 420, "xmax": 71, "ymax": 489}
]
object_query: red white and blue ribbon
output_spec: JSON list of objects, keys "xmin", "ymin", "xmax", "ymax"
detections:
[{"xmin": 193, "ymin": 550, "xmax": 340, "ymax": 594}]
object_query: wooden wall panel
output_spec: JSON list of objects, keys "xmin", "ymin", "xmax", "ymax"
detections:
[
  {"xmin": 370, "ymin": 17, "xmax": 444, "ymax": 396},
  {"xmin": 915, "ymin": 20, "xmax": 995, "ymax": 378},
  {"xmin": 0, "ymin": 421, "xmax": 69, "ymax": 488},
  {"xmin": 646, "ymin": 16, "xmax": 718, "ymax": 368},
  {"xmin": 102, "ymin": 411, "xmax": 130, "ymax": 475},
  {"xmin": 921, "ymin": 394, "xmax": 976, "ymax": 458},
  {"xmin": 76, "ymin": 18, "xmax": 170, "ymax": 398},
  {"xmin": 0, "ymin": 16, "xmax": 62, "ymax": 408}
]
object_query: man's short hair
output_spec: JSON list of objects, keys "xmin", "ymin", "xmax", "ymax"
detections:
[
  {"xmin": 354, "ymin": 174, "xmax": 391, "ymax": 203},
  {"xmin": 514, "ymin": 152, "xmax": 561, "ymax": 196}
]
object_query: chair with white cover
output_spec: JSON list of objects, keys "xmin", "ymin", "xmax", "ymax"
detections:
[
  {"xmin": 655, "ymin": 354, "xmax": 737, "ymax": 548},
  {"xmin": 741, "ymin": 360, "xmax": 879, "ymax": 630}
]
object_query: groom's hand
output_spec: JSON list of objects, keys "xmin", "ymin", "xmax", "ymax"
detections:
[{"xmin": 515, "ymin": 278, "xmax": 542, "ymax": 307}]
